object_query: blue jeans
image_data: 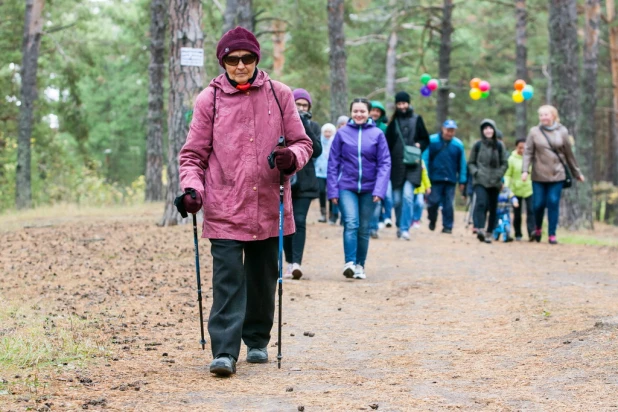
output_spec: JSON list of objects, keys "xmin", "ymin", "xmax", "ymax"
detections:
[
  {"xmin": 426, "ymin": 182, "xmax": 456, "ymax": 230},
  {"xmin": 370, "ymin": 181, "xmax": 393, "ymax": 231},
  {"xmin": 393, "ymin": 181, "xmax": 415, "ymax": 231},
  {"xmin": 339, "ymin": 190, "xmax": 376, "ymax": 266},
  {"xmin": 532, "ymin": 181, "xmax": 563, "ymax": 236},
  {"xmin": 412, "ymin": 193, "xmax": 425, "ymax": 222}
]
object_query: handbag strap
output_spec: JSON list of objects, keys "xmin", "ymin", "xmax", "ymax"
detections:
[{"xmin": 539, "ymin": 128, "xmax": 570, "ymax": 175}]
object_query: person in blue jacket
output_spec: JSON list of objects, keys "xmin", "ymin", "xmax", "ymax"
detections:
[
  {"xmin": 327, "ymin": 98, "xmax": 391, "ymax": 280},
  {"xmin": 421, "ymin": 119, "xmax": 467, "ymax": 234}
]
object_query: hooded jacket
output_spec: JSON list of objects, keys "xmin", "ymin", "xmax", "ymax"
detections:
[
  {"xmin": 522, "ymin": 124, "xmax": 582, "ymax": 183},
  {"xmin": 468, "ymin": 119, "xmax": 509, "ymax": 189},
  {"xmin": 179, "ymin": 70, "xmax": 313, "ymax": 241},
  {"xmin": 504, "ymin": 150, "xmax": 533, "ymax": 198},
  {"xmin": 327, "ymin": 119, "xmax": 391, "ymax": 200},
  {"xmin": 370, "ymin": 101, "xmax": 388, "ymax": 133},
  {"xmin": 385, "ymin": 108, "xmax": 430, "ymax": 189},
  {"xmin": 422, "ymin": 133, "xmax": 467, "ymax": 185}
]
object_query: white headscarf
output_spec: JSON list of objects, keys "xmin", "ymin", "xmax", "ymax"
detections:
[{"xmin": 321, "ymin": 123, "xmax": 336, "ymax": 136}]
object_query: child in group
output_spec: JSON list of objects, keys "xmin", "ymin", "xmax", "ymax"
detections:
[
  {"xmin": 493, "ymin": 185, "xmax": 519, "ymax": 242},
  {"xmin": 411, "ymin": 160, "xmax": 431, "ymax": 229}
]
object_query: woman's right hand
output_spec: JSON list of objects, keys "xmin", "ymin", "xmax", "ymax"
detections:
[
  {"xmin": 521, "ymin": 172, "xmax": 528, "ymax": 182},
  {"xmin": 332, "ymin": 198, "xmax": 339, "ymax": 205}
]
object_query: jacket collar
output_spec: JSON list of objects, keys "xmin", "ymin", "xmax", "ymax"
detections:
[
  {"xmin": 347, "ymin": 118, "xmax": 376, "ymax": 130},
  {"xmin": 210, "ymin": 69, "xmax": 269, "ymax": 94}
]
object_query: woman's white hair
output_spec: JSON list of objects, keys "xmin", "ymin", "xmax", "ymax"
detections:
[{"xmin": 321, "ymin": 123, "xmax": 337, "ymax": 135}]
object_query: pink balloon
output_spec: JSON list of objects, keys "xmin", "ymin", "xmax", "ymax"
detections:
[
  {"xmin": 427, "ymin": 79, "xmax": 439, "ymax": 91},
  {"xmin": 479, "ymin": 81, "xmax": 491, "ymax": 92}
]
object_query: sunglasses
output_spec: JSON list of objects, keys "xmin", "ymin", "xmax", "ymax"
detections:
[{"xmin": 223, "ymin": 54, "xmax": 257, "ymax": 66}]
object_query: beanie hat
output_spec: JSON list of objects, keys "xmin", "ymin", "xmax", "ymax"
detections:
[
  {"xmin": 395, "ymin": 91, "xmax": 410, "ymax": 104},
  {"xmin": 293, "ymin": 88, "xmax": 312, "ymax": 109},
  {"xmin": 216, "ymin": 27, "xmax": 261, "ymax": 67}
]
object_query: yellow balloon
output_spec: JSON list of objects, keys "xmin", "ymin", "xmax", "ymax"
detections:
[
  {"xmin": 512, "ymin": 91, "xmax": 524, "ymax": 104},
  {"xmin": 469, "ymin": 88, "xmax": 482, "ymax": 101}
]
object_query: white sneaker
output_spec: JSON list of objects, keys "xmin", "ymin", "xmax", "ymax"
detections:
[
  {"xmin": 283, "ymin": 263, "xmax": 293, "ymax": 279},
  {"xmin": 411, "ymin": 222, "xmax": 421, "ymax": 229},
  {"xmin": 343, "ymin": 261, "xmax": 355, "ymax": 278},
  {"xmin": 378, "ymin": 222, "xmax": 386, "ymax": 230},
  {"xmin": 401, "ymin": 231, "xmax": 410, "ymax": 241},
  {"xmin": 291, "ymin": 263, "xmax": 303, "ymax": 280},
  {"xmin": 384, "ymin": 218, "xmax": 393, "ymax": 228},
  {"xmin": 353, "ymin": 265, "xmax": 366, "ymax": 279}
]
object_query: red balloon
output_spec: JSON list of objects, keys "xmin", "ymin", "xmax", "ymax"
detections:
[
  {"xmin": 514, "ymin": 79, "xmax": 526, "ymax": 91},
  {"xmin": 427, "ymin": 79, "xmax": 439, "ymax": 91},
  {"xmin": 479, "ymin": 81, "xmax": 491, "ymax": 92}
]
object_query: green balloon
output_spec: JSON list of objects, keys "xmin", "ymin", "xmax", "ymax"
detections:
[
  {"xmin": 420, "ymin": 73, "xmax": 432, "ymax": 85},
  {"xmin": 481, "ymin": 91, "xmax": 490, "ymax": 99}
]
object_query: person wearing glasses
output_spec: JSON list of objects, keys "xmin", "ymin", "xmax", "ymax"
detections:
[
  {"xmin": 327, "ymin": 98, "xmax": 391, "ymax": 280},
  {"xmin": 282, "ymin": 89, "xmax": 322, "ymax": 280},
  {"xmin": 178, "ymin": 27, "xmax": 313, "ymax": 377}
]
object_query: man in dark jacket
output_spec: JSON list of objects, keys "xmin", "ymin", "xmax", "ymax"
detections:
[
  {"xmin": 283, "ymin": 88, "xmax": 322, "ymax": 279},
  {"xmin": 385, "ymin": 91, "xmax": 430, "ymax": 240},
  {"xmin": 422, "ymin": 120, "xmax": 467, "ymax": 234}
]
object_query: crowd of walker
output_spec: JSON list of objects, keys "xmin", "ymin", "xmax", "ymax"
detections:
[{"xmin": 176, "ymin": 27, "xmax": 586, "ymax": 376}]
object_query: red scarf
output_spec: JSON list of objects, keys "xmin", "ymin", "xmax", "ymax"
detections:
[{"xmin": 236, "ymin": 83, "xmax": 251, "ymax": 91}]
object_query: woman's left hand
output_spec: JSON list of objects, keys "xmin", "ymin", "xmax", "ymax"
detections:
[
  {"xmin": 373, "ymin": 196, "xmax": 381, "ymax": 203},
  {"xmin": 578, "ymin": 175, "xmax": 585, "ymax": 182}
]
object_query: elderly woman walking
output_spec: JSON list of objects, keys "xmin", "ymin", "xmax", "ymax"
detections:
[
  {"xmin": 522, "ymin": 105, "xmax": 585, "ymax": 244},
  {"xmin": 177, "ymin": 27, "xmax": 313, "ymax": 376}
]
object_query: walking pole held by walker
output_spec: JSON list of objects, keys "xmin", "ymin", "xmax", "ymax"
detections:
[
  {"xmin": 174, "ymin": 189, "xmax": 207, "ymax": 350},
  {"xmin": 268, "ymin": 136, "xmax": 286, "ymax": 368}
]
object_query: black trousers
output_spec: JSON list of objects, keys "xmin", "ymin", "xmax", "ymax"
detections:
[
  {"xmin": 208, "ymin": 237, "xmax": 278, "ymax": 360},
  {"xmin": 473, "ymin": 185, "xmax": 500, "ymax": 233},
  {"xmin": 514, "ymin": 195, "xmax": 534, "ymax": 239},
  {"xmin": 284, "ymin": 197, "xmax": 312, "ymax": 264},
  {"xmin": 318, "ymin": 178, "xmax": 338, "ymax": 221}
]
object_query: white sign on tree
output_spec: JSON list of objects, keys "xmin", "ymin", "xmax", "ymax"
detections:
[{"xmin": 180, "ymin": 47, "xmax": 204, "ymax": 67}]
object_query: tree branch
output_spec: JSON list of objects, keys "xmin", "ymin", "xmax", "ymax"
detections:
[
  {"xmin": 43, "ymin": 22, "xmax": 77, "ymax": 34},
  {"xmin": 210, "ymin": 0, "xmax": 224, "ymax": 14},
  {"xmin": 345, "ymin": 34, "xmax": 388, "ymax": 46}
]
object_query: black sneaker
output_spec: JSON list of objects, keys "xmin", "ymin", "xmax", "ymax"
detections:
[
  {"xmin": 428, "ymin": 221, "xmax": 436, "ymax": 231},
  {"xmin": 442, "ymin": 228, "xmax": 452, "ymax": 234},
  {"xmin": 210, "ymin": 355, "xmax": 236, "ymax": 376},
  {"xmin": 476, "ymin": 230, "xmax": 486, "ymax": 242}
]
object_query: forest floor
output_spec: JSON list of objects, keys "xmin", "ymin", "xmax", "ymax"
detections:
[{"xmin": 1, "ymin": 203, "xmax": 617, "ymax": 411}]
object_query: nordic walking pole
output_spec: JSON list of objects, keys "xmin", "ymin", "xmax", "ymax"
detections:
[
  {"xmin": 174, "ymin": 189, "xmax": 206, "ymax": 350},
  {"xmin": 192, "ymin": 212, "xmax": 207, "ymax": 350},
  {"xmin": 277, "ymin": 168, "xmax": 284, "ymax": 369}
]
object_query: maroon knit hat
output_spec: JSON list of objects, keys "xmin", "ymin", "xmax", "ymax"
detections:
[{"xmin": 216, "ymin": 27, "xmax": 261, "ymax": 67}]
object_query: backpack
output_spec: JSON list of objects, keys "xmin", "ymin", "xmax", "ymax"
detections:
[{"xmin": 472, "ymin": 140, "xmax": 503, "ymax": 165}]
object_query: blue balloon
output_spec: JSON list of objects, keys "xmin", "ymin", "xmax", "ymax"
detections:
[
  {"xmin": 522, "ymin": 85, "xmax": 534, "ymax": 100},
  {"xmin": 420, "ymin": 86, "xmax": 432, "ymax": 97}
]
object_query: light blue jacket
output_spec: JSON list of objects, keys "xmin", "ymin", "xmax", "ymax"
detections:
[{"xmin": 314, "ymin": 135, "xmax": 334, "ymax": 179}]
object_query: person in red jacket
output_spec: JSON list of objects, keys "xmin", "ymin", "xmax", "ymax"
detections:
[{"xmin": 177, "ymin": 27, "xmax": 313, "ymax": 376}]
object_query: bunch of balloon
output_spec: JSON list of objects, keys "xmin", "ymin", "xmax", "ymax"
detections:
[
  {"xmin": 469, "ymin": 78, "xmax": 491, "ymax": 101},
  {"xmin": 420, "ymin": 73, "xmax": 439, "ymax": 97},
  {"xmin": 512, "ymin": 79, "xmax": 534, "ymax": 104}
]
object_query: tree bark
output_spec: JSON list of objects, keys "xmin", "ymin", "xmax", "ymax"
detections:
[
  {"xmin": 515, "ymin": 0, "xmax": 528, "ymax": 141},
  {"xmin": 237, "ymin": 0, "xmax": 254, "ymax": 31},
  {"xmin": 327, "ymin": 0, "xmax": 348, "ymax": 123},
  {"xmin": 145, "ymin": 0, "xmax": 167, "ymax": 202},
  {"xmin": 222, "ymin": 0, "xmax": 238, "ymax": 35},
  {"xmin": 609, "ymin": 0, "xmax": 618, "ymax": 185},
  {"xmin": 548, "ymin": 0, "xmax": 592, "ymax": 230},
  {"xmin": 16, "ymin": 0, "xmax": 45, "ymax": 210},
  {"xmin": 272, "ymin": 18, "xmax": 287, "ymax": 78},
  {"xmin": 160, "ymin": 0, "xmax": 204, "ymax": 226},
  {"xmin": 436, "ymin": 0, "xmax": 453, "ymax": 129},
  {"xmin": 385, "ymin": 30, "xmax": 397, "ymax": 115}
]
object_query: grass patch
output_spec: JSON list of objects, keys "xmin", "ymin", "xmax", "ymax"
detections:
[
  {"xmin": 0, "ymin": 299, "xmax": 109, "ymax": 378},
  {"xmin": 557, "ymin": 233, "xmax": 618, "ymax": 247}
]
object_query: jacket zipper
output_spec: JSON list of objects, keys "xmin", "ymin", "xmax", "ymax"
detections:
[{"xmin": 357, "ymin": 126, "xmax": 363, "ymax": 193}]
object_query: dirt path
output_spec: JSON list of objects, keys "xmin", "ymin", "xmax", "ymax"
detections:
[{"xmin": 1, "ymin": 204, "xmax": 617, "ymax": 411}]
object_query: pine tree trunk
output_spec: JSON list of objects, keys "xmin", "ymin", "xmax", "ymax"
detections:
[
  {"xmin": 272, "ymin": 19, "xmax": 287, "ymax": 78},
  {"xmin": 160, "ymin": 0, "xmax": 204, "ymax": 226},
  {"xmin": 580, "ymin": 0, "xmax": 599, "ymax": 186},
  {"xmin": 385, "ymin": 30, "xmax": 397, "ymax": 115},
  {"xmin": 515, "ymin": 0, "xmax": 528, "ymax": 141},
  {"xmin": 237, "ymin": 0, "xmax": 253, "ymax": 31},
  {"xmin": 145, "ymin": 0, "xmax": 167, "ymax": 202},
  {"xmin": 436, "ymin": 0, "xmax": 453, "ymax": 129},
  {"xmin": 548, "ymin": 0, "xmax": 592, "ymax": 230},
  {"xmin": 610, "ymin": 0, "xmax": 618, "ymax": 185},
  {"xmin": 327, "ymin": 0, "xmax": 348, "ymax": 123},
  {"xmin": 16, "ymin": 0, "xmax": 45, "ymax": 210},
  {"xmin": 222, "ymin": 0, "xmax": 238, "ymax": 35}
]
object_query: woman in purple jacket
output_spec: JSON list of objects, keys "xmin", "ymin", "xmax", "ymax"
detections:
[{"xmin": 327, "ymin": 98, "xmax": 391, "ymax": 279}]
